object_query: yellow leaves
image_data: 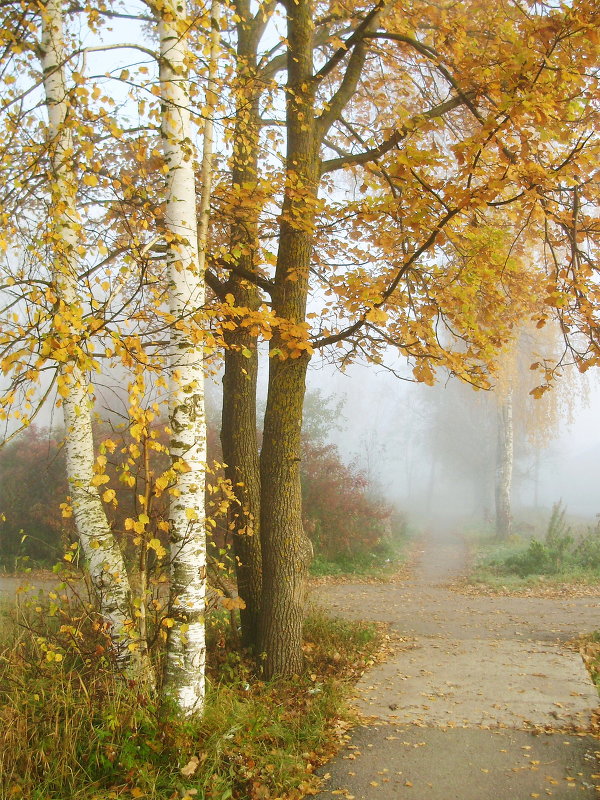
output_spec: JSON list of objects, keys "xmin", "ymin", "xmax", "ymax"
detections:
[
  {"xmin": 130, "ymin": 423, "xmax": 144, "ymax": 442},
  {"xmin": 185, "ymin": 507, "xmax": 199, "ymax": 521},
  {"xmin": 155, "ymin": 472, "xmax": 173, "ymax": 493},
  {"xmin": 365, "ymin": 307, "xmax": 388, "ymax": 325},
  {"xmin": 529, "ymin": 385, "xmax": 549, "ymax": 400},
  {"xmin": 120, "ymin": 472, "xmax": 136, "ymax": 488},
  {"xmin": 102, "ymin": 488, "xmax": 116, "ymax": 504},
  {"xmin": 60, "ymin": 502, "xmax": 73, "ymax": 518},
  {"xmin": 51, "ymin": 346, "xmax": 69, "ymax": 363},
  {"xmin": 148, "ymin": 538, "xmax": 167, "ymax": 558},
  {"xmin": 82, "ymin": 174, "xmax": 99, "ymax": 187},
  {"xmin": 45, "ymin": 650, "xmax": 63, "ymax": 663},
  {"xmin": 161, "ymin": 617, "xmax": 175, "ymax": 628},
  {"xmin": 90, "ymin": 473, "xmax": 110, "ymax": 486},
  {"xmin": 221, "ymin": 595, "xmax": 246, "ymax": 611},
  {"xmin": 125, "ymin": 513, "xmax": 149, "ymax": 535},
  {"xmin": 412, "ymin": 361, "xmax": 435, "ymax": 386}
]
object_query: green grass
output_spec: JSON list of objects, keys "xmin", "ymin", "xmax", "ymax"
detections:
[
  {"xmin": 310, "ymin": 534, "xmax": 409, "ymax": 579},
  {"xmin": 466, "ymin": 505, "xmax": 600, "ymax": 589},
  {"xmin": 0, "ymin": 599, "xmax": 380, "ymax": 800}
]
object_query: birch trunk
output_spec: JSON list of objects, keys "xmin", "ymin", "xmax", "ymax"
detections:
[
  {"xmin": 158, "ymin": 0, "xmax": 211, "ymax": 716},
  {"xmin": 495, "ymin": 390, "xmax": 513, "ymax": 540},
  {"xmin": 40, "ymin": 0, "xmax": 132, "ymax": 659}
]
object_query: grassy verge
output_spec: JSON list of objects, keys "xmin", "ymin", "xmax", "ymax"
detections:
[
  {"xmin": 310, "ymin": 533, "xmax": 411, "ymax": 581},
  {"xmin": 0, "ymin": 600, "xmax": 381, "ymax": 800},
  {"xmin": 463, "ymin": 505, "xmax": 600, "ymax": 592}
]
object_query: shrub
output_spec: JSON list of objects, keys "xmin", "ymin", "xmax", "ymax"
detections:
[
  {"xmin": 483, "ymin": 503, "xmax": 600, "ymax": 579},
  {"xmin": 0, "ymin": 426, "xmax": 72, "ymax": 569},
  {"xmin": 0, "ymin": 590, "xmax": 381, "ymax": 800},
  {"xmin": 301, "ymin": 441, "xmax": 393, "ymax": 561}
]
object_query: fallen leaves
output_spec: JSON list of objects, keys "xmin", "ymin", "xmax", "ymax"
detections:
[{"xmin": 180, "ymin": 756, "xmax": 199, "ymax": 777}]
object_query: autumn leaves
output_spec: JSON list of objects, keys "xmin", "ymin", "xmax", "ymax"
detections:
[{"xmin": 0, "ymin": 0, "xmax": 597, "ymax": 715}]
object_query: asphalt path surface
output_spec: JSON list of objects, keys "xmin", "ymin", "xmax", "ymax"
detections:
[{"xmin": 310, "ymin": 531, "xmax": 600, "ymax": 799}]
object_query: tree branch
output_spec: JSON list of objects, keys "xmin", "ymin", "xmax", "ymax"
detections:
[
  {"xmin": 320, "ymin": 93, "xmax": 471, "ymax": 174},
  {"xmin": 313, "ymin": 0, "xmax": 385, "ymax": 84},
  {"xmin": 312, "ymin": 206, "xmax": 461, "ymax": 349},
  {"xmin": 208, "ymin": 255, "xmax": 274, "ymax": 296},
  {"xmin": 205, "ymin": 268, "xmax": 227, "ymax": 297},
  {"xmin": 365, "ymin": 32, "xmax": 483, "ymax": 122},
  {"xmin": 315, "ymin": 4, "xmax": 388, "ymax": 139}
]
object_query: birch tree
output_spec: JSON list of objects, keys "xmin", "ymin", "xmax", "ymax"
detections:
[
  {"xmin": 40, "ymin": 0, "xmax": 132, "ymax": 658},
  {"xmin": 157, "ymin": 0, "xmax": 215, "ymax": 715},
  {"xmin": 495, "ymin": 390, "xmax": 514, "ymax": 540}
]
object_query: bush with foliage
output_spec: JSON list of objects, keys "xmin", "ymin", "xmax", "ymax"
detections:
[
  {"xmin": 301, "ymin": 440, "xmax": 394, "ymax": 563},
  {"xmin": 0, "ymin": 426, "xmax": 72, "ymax": 569},
  {"xmin": 484, "ymin": 502, "xmax": 600, "ymax": 579},
  {"xmin": 1, "ymin": 397, "xmax": 401, "ymax": 574}
]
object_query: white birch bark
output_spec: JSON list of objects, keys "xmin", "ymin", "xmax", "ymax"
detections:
[
  {"xmin": 40, "ymin": 0, "xmax": 132, "ymax": 656},
  {"xmin": 495, "ymin": 389, "xmax": 513, "ymax": 539},
  {"xmin": 158, "ymin": 0, "xmax": 212, "ymax": 715}
]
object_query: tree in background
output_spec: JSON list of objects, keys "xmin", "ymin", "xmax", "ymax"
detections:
[{"xmin": 495, "ymin": 390, "xmax": 514, "ymax": 539}]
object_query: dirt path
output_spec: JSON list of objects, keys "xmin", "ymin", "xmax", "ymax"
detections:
[{"xmin": 310, "ymin": 531, "xmax": 600, "ymax": 799}]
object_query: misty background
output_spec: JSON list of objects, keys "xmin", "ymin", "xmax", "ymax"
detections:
[{"xmin": 296, "ymin": 362, "xmax": 600, "ymax": 524}]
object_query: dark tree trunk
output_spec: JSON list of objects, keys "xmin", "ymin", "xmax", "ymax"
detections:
[
  {"xmin": 221, "ymin": 293, "xmax": 262, "ymax": 647},
  {"xmin": 220, "ymin": 0, "xmax": 264, "ymax": 648},
  {"xmin": 258, "ymin": 0, "xmax": 318, "ymax": 679}
]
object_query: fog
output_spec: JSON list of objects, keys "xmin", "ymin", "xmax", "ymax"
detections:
[
  {"xmin": 8, "ymin": 336, "xmax": 600, "ymax": 536},
  {"xmin": 301, "ymin": 360, "xmax": 600, "ymax": 528}
]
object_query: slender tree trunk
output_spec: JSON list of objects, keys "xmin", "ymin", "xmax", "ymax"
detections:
[
  {"xmin": 495, "ymin": 390, "xmax": 513, "ymax": 539},
  {"xmin": 258, "ymin": 0, "xmax": 317, "ymax": 679},
  {"xmin": 425, "ymin": 452, "xmax": 437, "ymax": 515},
  {"xmin": 220, "ymin": 0, "xmax": 263, "ymax": 648},
  {"xmin": 533, "ymin": 448, "xmax": 540, "ymax": 509},
  {"xmin": 158, "ymin": 0, "xmax": 208, "ymax": 715},
  {"xmin": 40, "ymin": 0, "xmax": 132, "ymax": 660},
  {"xmin": 221, "ymin": 289, "xmax": 262, "ymax": 647}
]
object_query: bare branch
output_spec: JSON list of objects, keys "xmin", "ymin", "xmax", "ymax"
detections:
[
  {"xmin": 320, "ymin": 93, "xmax": 471, "ymax": 174},
  {"xmin": 313, "ymin": 0, "xmax": 385, "ymax": 85}
]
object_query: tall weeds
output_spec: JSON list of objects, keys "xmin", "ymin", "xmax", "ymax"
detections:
[{"xmin": 0, "ymin": 596, "xmax": 379, "ymax": 799}]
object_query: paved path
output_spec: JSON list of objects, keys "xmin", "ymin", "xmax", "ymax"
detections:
[{"xmin": 310, "ymin": 532, "xmax": 600, "ymax": 799}]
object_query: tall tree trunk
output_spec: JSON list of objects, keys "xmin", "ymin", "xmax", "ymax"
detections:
[
  {"xmin": 258, "ymin": 0, "xmax": 317, "ymax": 679},
  {"xmin": 495, "ymin": 390, "xmax": 513, "ymax": 539},
  {"xmin": 158, "ymin": 0, "xmax": 209, "ymax": 715},
  {"xmin": 220, "ymin": 0, "xmax": 263, "ymax": 649},
  {"xmin": 40, "ymin": 0, "xmax": 132, "ymax": 660},
  {"xmin": 257, "ymin": 0, "xmax": 381, "ymax": 678}
]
